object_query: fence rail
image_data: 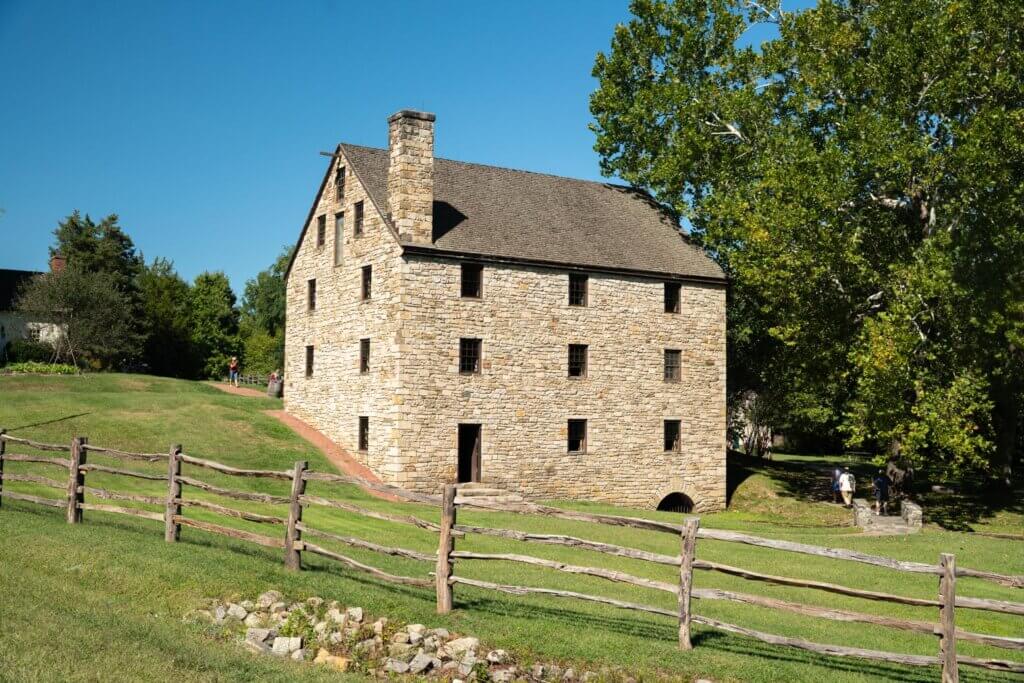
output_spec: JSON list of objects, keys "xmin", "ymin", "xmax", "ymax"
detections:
[{"xmin": 1, "ymin": 428, "xmax": 1022, "ymax": 681}]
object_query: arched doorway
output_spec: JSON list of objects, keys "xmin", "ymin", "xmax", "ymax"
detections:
[{"xmin": 656, "ymin": 492, "xmax": 695, "ymax": 513}]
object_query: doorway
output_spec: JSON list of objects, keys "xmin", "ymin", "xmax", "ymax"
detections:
[{"xmin": 457, "ymin": 424, "xmax": 481, "ymax": 483}]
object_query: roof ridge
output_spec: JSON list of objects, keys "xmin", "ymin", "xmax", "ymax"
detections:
[{"xmin": 338, "ymin": 142, "xmax": 637, "ymax": 191}]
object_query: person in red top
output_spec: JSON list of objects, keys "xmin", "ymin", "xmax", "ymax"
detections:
[{"xmin": 228, "ymin": 357, "xmax": 240, "ymax": 387}]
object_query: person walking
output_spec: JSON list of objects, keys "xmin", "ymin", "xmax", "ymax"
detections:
[
  {"xmin": 228, "ymin": 356, "xmax": 240, "ymax": 387},
  {"xmin": 838, "ymin": 467, "xmax": 856, "ymax": 508},
  {"xmin": 873, "ymin": 470, "xmax": 891, "ymax": 515},
  {"xmin": 831, "ymin": 466, "xmax": 842, "ymax": 504}
]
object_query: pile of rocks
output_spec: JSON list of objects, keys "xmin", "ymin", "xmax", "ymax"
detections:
[{"xmin": 186, "ymin": 591, "xmax": 626, "ymax": 682}]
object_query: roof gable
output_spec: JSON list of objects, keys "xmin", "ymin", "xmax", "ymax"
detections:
[{"xmin": 339, "ymin": 144, "xmax": 724, "ymax": 281}]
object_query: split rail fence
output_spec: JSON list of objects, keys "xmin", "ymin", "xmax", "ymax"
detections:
[{"xmin": 1, "ymin": 428, "xmax": 1022, "ymax": 682}]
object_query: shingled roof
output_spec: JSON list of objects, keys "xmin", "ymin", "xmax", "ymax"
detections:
[{"xmin": 340, "ymin": 144, "xmax": 724, "ymax": 282}]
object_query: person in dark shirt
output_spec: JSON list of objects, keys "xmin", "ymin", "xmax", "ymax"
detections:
[{"xmin": 873, "ymin": 470, "xmax": 891, "ymax": 515}]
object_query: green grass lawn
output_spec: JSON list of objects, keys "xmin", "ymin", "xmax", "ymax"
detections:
[{"xmin": 0, "ymin": 374, "xmax": 1021, "ymax": 682}]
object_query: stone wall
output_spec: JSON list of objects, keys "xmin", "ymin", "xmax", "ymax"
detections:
[
  {"xmin": 387, "ymin": 111, "xmax": 435, "ymax": 245},
  {"xmin": 392, "ymin": 256, "xmax": 727, "ymax": 511},
  {"xmin": 284, "ymin": 151, "xmax": 403, "ymax": 476}
]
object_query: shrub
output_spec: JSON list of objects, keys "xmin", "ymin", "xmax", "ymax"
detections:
[
  {"xmin": 4, "ymin": 361, "xmax": 79, "ymax": 375},
  {"xmin": 6, "ymin": 339, "xmax": 55, "ymax": 364}
]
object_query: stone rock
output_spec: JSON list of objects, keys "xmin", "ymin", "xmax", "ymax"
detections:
[
  {"xmin": 313, "ymin": 621, "xmax": 330, "ymax": 638},
  {"xmin": 271, "ymin": 636, "xmax": 302, "ymax": 656},
  {"xmin": 314, "ymin": 648, "xmax": 351, "ymax": 671},
  {"xmin": 547, "ymin": 665, "xmax": 564, "ymax": 680},
  {"xmin": 409, "ymin": 631, "xmax": 423, "ymax": 645},
  {"xmin": 256, "ymin": 591, "xmax": 282, "ymax": 609},
  {"xmin": 431, "ymin": 627, "xmax": 450, "ymax": 639},
  {"xmin": 391, "ymin": 631, "xmax": 411, "ymax": 644},
  {"xmin": 346, "ymin": 606, "xmax": 364, "ymax": 622},
  {"xmin": 226, "ymin": 603, "xmax": 248, "ymax": 621},
  {"xmin": 407, "ymin": 623, "xmax": 427, "ymax": 635},
  {"xmin": 531, "ymin": 665, "xmax": 546, "ymax": 679},
  {"xmin": 487, "ymin": 649, "xmax": 510, "ymax": 665},
  {"xmin": 457, "ymin": 655, "xmax": 477, "ymax": 678},
  {"xmin": 388, "ymin": 643, "xmax": 414, "ymax": 658},
  {"xmin": 326, "ymin": 607, "xmax": 347, "ymax": 625},
  {"xmin": 243, "ymin": 612, "xmax": 265, "ymax": 628},
  {"xmin": 563, "ymin": 668, "xmax": 576, "ymax": 681},
  {"xmin": 243, "ymin": 639, "xmax": 269, "ymax": 655},
  {"xmin": 328, "ymin": 631, "xmax": 344, "ymax": 645},
  {"xmin": 408, "ymin": 652, "xmax": 435, "ymax": 674},
  {"xmin": 422, "ymin": 636, "xmax": 439, "ymax": 653},
  {"xmin": 213, "ymin": 606, "xmax": 227, "ymax": 623},
  {"xmin": 443, "ymin": 637, "xmax": 479, "ymax": 658},
  {"xmin": 291, "ymin": 648, "xmax": 307, "ymax": 661},
  {"xmin": 384, "ymin": 658, "xmax": 410, "ymax": 674},
  {"xmin": 354, "ymin": 638, "xmax": 377, "ymax": 654},
  {"xmin": 246, "ymin": 628, "xmax": 273, "ymax": 644},
  {"xmin": 372, "ymin": 617, "xmax": 388, "ymax": 636},
  {"xmin": 491, "ymin": 667, "xmax": 517, "ymax": 682},
  {"xmin": 269, "ymin": 601, "xmax": 288, "ymax": 615},
  {"xmin": 306, "ymin": 597, "xmax": 324, "ymax": 610},
  {"xmin": 240, "ymin": 600, "xmax": 255, "ymax": 611}
]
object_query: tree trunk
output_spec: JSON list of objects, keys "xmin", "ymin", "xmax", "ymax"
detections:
[{"xmin": 992, "ymin": 384, "xmax": 1019, "ymax": 487}]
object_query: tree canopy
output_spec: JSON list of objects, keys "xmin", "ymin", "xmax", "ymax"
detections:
[{"xmin": 591, "ymin": 0, "xmax": 1024, "ymax": 481}]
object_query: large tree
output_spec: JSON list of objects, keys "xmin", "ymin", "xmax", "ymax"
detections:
[
  {"xmin": 15, "ymin": 266, "xmax": 135, "ymax": 367},
  {"xmin": 138, "ymin": 258, "xmax": 195, "ymax": 377},
  {"xmin": 189, "ymin": 272, "xmax": 240, "ymax": 379},
  {"xmin": 591, "ymin": 0, "xmax": 1024, "ymax": 481}
]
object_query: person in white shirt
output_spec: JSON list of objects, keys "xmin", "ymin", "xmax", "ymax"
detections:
[{"xmin": 838, "ymin": 467, "xmax": 856, "ymax": 507}]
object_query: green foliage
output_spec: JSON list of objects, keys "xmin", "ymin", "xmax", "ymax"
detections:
[
  {"xmin": 3, "ymin": 361, "xmax": 78, "ymax": 375},
  {"xmin": 138, "ymin": 258, "xmax": 197, "ymax": 377},
  {"xmin": 241, "ymin": 329, "xmax": 282, "ymax": 377},
  {"xmin": 51, "ymin": 211, "xmax": 144, "ymax": 364},
  {"xmin": 189, "ymin": 272, "xmax": 240, "ymax": 379},
  {"xmin": 4, "ymin": 339, "xmax": 54, "ymax": 364},
  {"xmin": 15, "ymin": 267, "xmax": 136, "ymax": 368},
  {"xmin": 241, "ymin": 246, "xmax": 292, "ymax": 338},
  {"xmin": 591, "ymin": 0, "xmax": 1024, "ymax": 481}
]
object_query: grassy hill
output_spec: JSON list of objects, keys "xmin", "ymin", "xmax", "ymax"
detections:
[{"xmin": 0, "ymin": 374, "xmax": 1020, "ymax": 682}]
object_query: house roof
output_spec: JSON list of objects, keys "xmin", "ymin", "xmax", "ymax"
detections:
[
  {"xmin": 0, "ymin": 269, "xmax": 41, "ymax": 311},
  {"xmin": 339, "ymin": 144, "xmax": 725, "ymax": 282}
]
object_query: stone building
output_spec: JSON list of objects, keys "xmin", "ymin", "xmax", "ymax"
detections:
[{"xmin": 284, "ymin": 110, "xmax": 727, "ymax": 511}]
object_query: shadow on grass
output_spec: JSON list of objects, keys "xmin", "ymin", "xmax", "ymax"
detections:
[
  {"xmin": 728, "ymin": 451, "xmax": 840, "ymax": 504},
  {"xmin": 8, "ymin": 412, "xmax": 92, "ymax": 431},
  {"xmin": 918, "ymin": 484, "xmax": 1024, "ymax": 532}
]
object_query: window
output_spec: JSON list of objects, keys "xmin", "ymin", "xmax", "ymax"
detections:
[
  {"xmin": 568, "ymin": 273, "xmax": 588, "ymax": 307},
  {"xmin": 307, "ymin": 279, "xmax": 317, "ymax": 311},
  {"xmin": 359, "ymin": 338, "xmax": 370, "ymax": 374},
  {"xmin": 567, "ymin": 419, "xmax": 587, "ymax": 453},
  {"xmin": 305, "ymin": 345, "xmax": 314, "ymax": 378},
  {"xmin": 459, "ymin": 338, "xmax": 481, "ymax": 374},
  {"xmin": 358, "ymin": 416, "xmax": 369, "ymax": 451},
  {"xmin": 316, "ymin": 215, "xmax": 326, "ymax": 247},
  {"xmin": 336, "ymin": 166, "xmax": 346, "ymax": 201},
  {"xmin": 664, "ymin": 420, "xmax": 681, "ymax": 452},
  {"xmin": 27, "ymin": 326, "xmax": 41, "ymax": 342},
  {"xmin": 664, "ymin": 349, "xmax": 681, "ymax": 382},
  {"xmin": 568, "ymin": 344, "xmax": 588, "ymax": 378},
  {"xmin": 334, "ymin": 212, "xmax": 344, "ymax": 266},
  {"xmin": 354, "ymin": 201, "xmax": 364, "ymax": 235},
  {"xmin": 665, "ymin": 282, "xmax": 681, "ymax": 314},
  {"xmin": 461, "ymin": 263, "xmax": 483, "ymax": 298},
  {"xmin": 361, "ymin": 265, "xmax": 372, "ymax": 300}
]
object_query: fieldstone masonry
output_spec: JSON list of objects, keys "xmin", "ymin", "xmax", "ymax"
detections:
[{"xmin": 285, "ymin": 110, "xmax": 727, "ymax": 511}]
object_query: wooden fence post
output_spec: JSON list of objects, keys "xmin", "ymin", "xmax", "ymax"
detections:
[
  {"xmin": 939, "ymin": 553, "xmax": 958, "ymax": 683},
  {"xmin": 678, "ymin": 517, "xmax": 700, "ymax": 650},
  {"xmin": 0, "ymin": 428, "xmax": 6, "ymax": 510},
  {"xmin": 164, "ymin": 445, "xmax": 182, "ymax": 542},
  {"xmin": 284, "ymin": 460, "xmax": 308, "ymax": 571},
  {"xmin": 66, "ymin": 436, "xmax": 86, "ymax": 524},
  {"xmin": 436, "ymin": 484, "xmax": 457, "ymax": 614}
]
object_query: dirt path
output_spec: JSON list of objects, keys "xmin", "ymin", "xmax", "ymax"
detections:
[
  {"xmin": 207, "ymin": 382, "xmax": 267, "ymax": 398},
  {"xmin": 207, "ymin": 381, "xmax": 396, "ymax": 500}
]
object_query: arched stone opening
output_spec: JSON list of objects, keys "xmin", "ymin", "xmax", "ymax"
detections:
[{"xmin": 656, "ymin": 492, "xmax": 695, "ymax": 513}]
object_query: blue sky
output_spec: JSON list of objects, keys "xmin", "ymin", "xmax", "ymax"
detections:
[{"xmin": 0, "ymin": 1, "xmax": 792, "ymax": 293}]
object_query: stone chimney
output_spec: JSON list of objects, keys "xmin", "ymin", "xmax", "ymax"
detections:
[
  {"xmin": 49, "ymin": 253, "xmax": 66, "ymax": 273},
  {"xmin": 387, "ymin": 110, "xmax": 435, "ymax": 244}
]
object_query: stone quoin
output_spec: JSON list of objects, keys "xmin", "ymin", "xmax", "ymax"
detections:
[{"xmin": 284, "ymin": 110, "xmax": 727, "ymax": 511}]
